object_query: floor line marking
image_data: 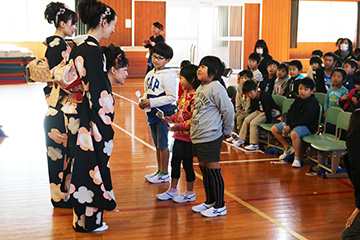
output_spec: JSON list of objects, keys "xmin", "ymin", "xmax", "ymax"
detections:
[
  {"xmin": 112, "ymin": 91, "xmax": 308, "ymax": 240},
  {"xmin": 112, "ymin": 92, "xmax": 138, "ymax": 105}
]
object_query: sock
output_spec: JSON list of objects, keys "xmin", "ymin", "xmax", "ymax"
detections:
[
  {"xmin": 158, "ymin": 171, "xmax": 168, "ymax": 176},
  {"xmin": 199, "ymin": 166, "xmax": 215, "ymax": 204},
  {"xmin": 168, "ymin": 188, "xmax": 177, "ymax": 193},
  {"xmin": 207, "ymin": 168, "xmax": 225, "ymax": 209},
  {"xmin": 185, "ymin": 190, "xmax": 194, "ymax": 195},
  {"xmin": 294, "ymin": 156, "xmax": 301, "ymax": 161}
]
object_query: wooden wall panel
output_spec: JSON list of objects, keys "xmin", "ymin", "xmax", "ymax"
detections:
[
  {"xmin": 134, "ymin": 1, "xmax": 166, "ymax": 46},
  {"xmin": 261, "ymin": 0, "xmax": 291, "ymax": 63},
  {"xmin": 243, "ymin": 3, "xmax": 260, "ymax": 69},
  {"xmin": 100, "ymin": 0, "xmax": 132, "ymax": 47},
  {"xmin": 289, "ymin": 42, "xmax": 337, "ymax": 59}
]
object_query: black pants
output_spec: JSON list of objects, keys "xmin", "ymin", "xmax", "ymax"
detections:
[{"xmin": 171, "ymin": 139, "xmax": 195, "ymax": 182}]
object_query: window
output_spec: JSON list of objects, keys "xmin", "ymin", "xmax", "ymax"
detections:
[
  {"xmin": 297, "ymin": 1, "xmax": 357, "ymax": 42},
  {"xmin": 0, "ymin": 0, "xmax": 75, "ymax": 42}
]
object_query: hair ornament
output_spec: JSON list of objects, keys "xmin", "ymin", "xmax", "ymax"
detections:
[
  {"xmin": 115, "ymin": 53, "xmax": 123, "ymax": 69},
  {"xmin": 99, "ymin": 7, "xmax": 111, "ymax": 25},
  {"xmin": 55, "ymin": 7, "xmax": 66, "ymax": 26}
]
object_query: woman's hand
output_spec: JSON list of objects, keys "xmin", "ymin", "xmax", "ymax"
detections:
[
  {"xmin": 163, "ymin": 116, "xmax": 172, "ymax": 124},
  {"xmin": 346, "ymin": 208, "xmax": 360, "ymax": 228},
  {"xmin": 168, "ymin": 123, "xmax": 180, "ymax": 132}
]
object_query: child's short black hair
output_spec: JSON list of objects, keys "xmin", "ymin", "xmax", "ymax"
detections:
[
  {"xmin": 343, "ymin": 59, "xmax": 358, "ymax": 70},
  {"xmin": 324, "ymin": 52, "xmax": 336, "ymax": 61},
  {"xmin": 311, "ymin": 50, "xmax": 323, "ymax": 58},
  {"xmin": 277, "ymin": 63, "xmax": 289, "ymax": 75},
  {"xmin": 248, "ymin": 53, "xmax": 261, "ymax": 63},
  {"xmin": 289, "ymin": 60, "xmax": 303, "ymax": 71},
  {"xmin": 242, "ymin": 79, "xmax": 257, "ymax": 93},
  {"xmin": 239, "ymin": 69, "xmax": 253, "ymax": 79},
  {"xmin": 310, "ymin": 56, "xmax": 323, "ymax": 65},
  {"xmin": 266, "ymin": 59, "xmax": 280, "ymax": 68},
  {"xmin": 153, "ymin": 42, "xmax": 173, "ymax": 59},
  {"xmin": 354, "ymin": 47, "xmax": 360, "ymax": 56},
  {"xmin": 299, "ymin": 77, "xmax": 315, "ymax": 90},
  {"xmin": 354, "ymin": 69, "xmax": 360, "ymax": 85},
  {"xmin": 180, "ymin": 64, "xmax": 201, "ymax": 89},
  {"xmin": 180, "ymin": 60, "xmax": 191, "ymax": 68},
  {"xmin": 333, "ymin": 67, "xmax": 347, "ymax": 81},
  {"xmin": 199, "ymin": 56, "xmax": 225, "ymax": 82}
]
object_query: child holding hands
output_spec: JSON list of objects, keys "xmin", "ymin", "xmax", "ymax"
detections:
[{"xmin": 156, "ymin": 64, "xmax": 201, "ymax": 202}]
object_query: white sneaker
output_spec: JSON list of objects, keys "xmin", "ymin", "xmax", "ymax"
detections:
[
  {"xmin": 93, "ymin": 222, "xmax": 108, "ymax": 232},
  {"xmin": 244, "ymin": 144, "xmax": 259, "ymax": 150},
  {"xmin": 292, "ymin": 159, "xmax": 301, "ymax": 168},
  {"xmin": 156, "ymin": 190, "xmax": 178, "ymax": 200},
  {"xmin": 173, "ymin": 192, "xmax": 196, "ymax": 203},
  {"xmin": 148, "ymin": 174, "xmax": 170, "ymax": 183},
  {"xmin": 226, "ymin": 136, "xmax": 234, "ymax": 143},
  {"xmin": 201, "ymin": 206, "xmax": 227, "ymax": 217},
  {"xmin": 279, "ymin": 146, "xmax": 295, "ymax": 160},
  {"xmin": 145, "ymin": 171, "xmax": 158, "ymax": 180},
  {"xmin": 192, "ymin": 203, "xmax": 213, "ymax": 213},
  {"xmin": 233, "ymin": 139, "xmax": 245, "ymax": 147}
]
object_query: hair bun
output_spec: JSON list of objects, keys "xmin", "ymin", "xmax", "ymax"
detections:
[
  {"xmin": 78, "ymin": 0, "xmax": 100, "ymax": 24},
  {"xmin": 44, "ymin": 2, "xmax": 65, "ymax": 24}
]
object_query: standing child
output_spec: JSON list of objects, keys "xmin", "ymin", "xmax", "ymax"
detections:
[
  {"xmin": 139, "ymin": 42, "xmax": 177, "ymax": 183},
  {"xmin": 191, "ymin": 56, "xmax": 234, "ymax": 217},
  {"xmin": 343, "ymin": 59, "xmax": 358, "ymax": 91},
  {"xmin": 248, "ymin": 53, "xmax": 263, "ymax": 84},
  {"xmin": 324, "ymin": 67, "xmax": 349, "ymax": 115},
  {"xmin": 272, "ymin": 63, "xmax": 290, "ymax": 96},
  {"xmin": 156, "ymin": 65, "xmax": 200, "ymax": 202},
  {"xmin": 259, "ymin": 59, "xmax": 279, "ymax": 94},
  {"xmin": 226, "ymin": 70, "xmax": 252, "ymax": 147},
  {"xmin": 285, "ymin": 60, "xmax": 304, "ymax": 98},
  {"xmin": 315, "ymin": 52, "xmax": 336, "ymax": 93},
  {"xmin": 237, "ymin": 80, "xmax": 278, "ymax": 150},
  {"xmin": 177, "ymin": 60, "xmax": 192, "ymax": 98},
  {"xmin": 340, "ymin": 70, "xmax": 360, "ymax": 112},
  {"xmin": 43, "ymin": 2, "xmax": 77, "ymax": 208},
  {"xmin": 271, "ymin": 78, "xmax": 320, "ymax": 168}
]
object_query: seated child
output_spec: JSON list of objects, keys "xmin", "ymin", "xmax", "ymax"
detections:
[
  {"xmin": 306, "ymin": 56, "xmax": 323, "ymax": 80},
  {"xmin": 272, "ymin": 63, "xmax": 290, "ymax": 96},
  {"xmin": 285, "ymin": 60, "xmax": 304, "ymax": 98},
  {"xmin": 259, "ymin": 59, "xmax": 279, "ymax": 94},
  {"xmin": 248, "ymin": 53, "xmax": 263, "ymax": 85},
  {"xmin": 271, "ymin": 77, "xmax": 320, "ymax": 168},
  {"xmin": 315, "ymin": 52, "xmax": 336, "ymax": 93},
  {"xmin": 324, "ymin": 67, "xmax": 349, "ymax": 115},
  {"xmin": 343, "ymin": 59, "xmax": 358, "ymax": 91},
  {"xmin": 234, "ymin": 80, "xmax": 277, "ymax": 150},
  {"xmin": 305, "ymin": 50, "xmax": 323, "ymax": 80},
  {"xmin": 340, "ymin": 70, "xmax": 360, "ymax": 112},
  {"xmin": 226, "ymin": 70, "xmax": 252, "ymax": 143}
]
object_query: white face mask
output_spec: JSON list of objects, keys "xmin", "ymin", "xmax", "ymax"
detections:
[
  {"xmin": 341, "ymin": 43, "xmax": 349, "ymax": 51},
  {"xmin": 256, "ymin": 48, "xmax": 263, "ymax": 55}
]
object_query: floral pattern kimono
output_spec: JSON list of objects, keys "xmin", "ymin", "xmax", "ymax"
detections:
[
  {"xmin": 43, "ymin": 36, "xmax": 72, "ymax": 208},
  {"xmin": 66, "ymin": 35, "xmax": 116, "ymax": 232}
]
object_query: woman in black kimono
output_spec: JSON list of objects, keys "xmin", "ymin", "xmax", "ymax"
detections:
[
  {"xmin": 43, "ymin": 2, "xmax": 77, "ymax": 208},
  {"xmin": 66, "ymin": 0, "xmax": 117, "ymax": 232},
  {"xmin": 143, "ymin": 22, "xmax": 165, "ymax": 74}
]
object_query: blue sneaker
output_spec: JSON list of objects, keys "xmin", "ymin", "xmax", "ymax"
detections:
[{"xmin": 201, "ymin": 206, "xmax": 227, "ymax": 217}]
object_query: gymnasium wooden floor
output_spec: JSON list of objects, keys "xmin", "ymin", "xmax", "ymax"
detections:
[{"xmin": 0, "ymin": 79, "xmax": 355, "ymax": 240}]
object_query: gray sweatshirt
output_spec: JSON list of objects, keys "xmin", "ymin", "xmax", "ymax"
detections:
[{"xmin": 190, "ymin": 81, "xmax": 234, "ymax": 144}]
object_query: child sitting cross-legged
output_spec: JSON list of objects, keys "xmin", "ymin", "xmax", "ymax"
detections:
[
  {"xmin": 235, "ymin": 80, "xmax": 277, "ymax": 150},
  {"xmin": 271, "ymin": 77, "xmax": 320, "ymax": 168}
]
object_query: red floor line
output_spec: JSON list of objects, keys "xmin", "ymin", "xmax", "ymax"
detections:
[
  {"xmin": 336, "ymin": 178, "xmax": 354, "ymax": 189},
  {"xmin": 242, "ymin": 190, "xmax": 354, "ymax": 202}
]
